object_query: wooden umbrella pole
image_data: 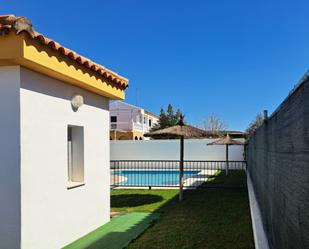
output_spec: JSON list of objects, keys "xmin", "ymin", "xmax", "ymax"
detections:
[
  {"xmin": 226, "ymin": 144, "xmax": 229, "ymax": 175},
  {"xmin": 179, "ymin": 136, "xmax": 184, "ymax": 201}
]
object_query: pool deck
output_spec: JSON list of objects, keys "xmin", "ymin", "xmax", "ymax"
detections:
[
  {"xmin": 111, "ymin": 175, "xmax": 128, "ymax": 185},
  {"xmin": 111, "ymin": 169, "xmax": 218, "ymax": 189},
  {"xmin": 184, "ymin": 169, "xmax": 217, "ymax": 187}
]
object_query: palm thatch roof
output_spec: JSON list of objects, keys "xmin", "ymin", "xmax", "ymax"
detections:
[
  {"xmin": 145, "ymin": 124, "xmax": 209, "ymax": 139},
  {"xmin": 207, "ymin": 134, "xmax": 244, "ymax": 145},
  {"xmin": 202, "ymin": 130, "xmax": 247, "ymax": 139}
]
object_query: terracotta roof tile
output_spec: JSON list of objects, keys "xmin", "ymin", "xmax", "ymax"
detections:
[{"xmin": 0, "ymin": 15, "xmax": 128, "ymax": 89}]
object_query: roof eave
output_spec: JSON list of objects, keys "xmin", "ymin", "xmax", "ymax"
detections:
[{"xmin": 0, "ymin": 31, "xmax": 127, "ymax": 100}]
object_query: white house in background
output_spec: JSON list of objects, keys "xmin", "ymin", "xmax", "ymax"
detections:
[
  {"xmin": 0, "ymin": 15, "xmax": 128, "ymax": 249},
  {"xmin": 110, "ymin": 101, "xmax": 159, "ymax": 140}
]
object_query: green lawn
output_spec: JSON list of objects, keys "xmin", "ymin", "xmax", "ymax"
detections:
[
  {"xmin": 111, "ymin": 189, "xmax": 178, "ymax": 213},
  {"xmin": 111, "ymin": 171, "xmax": 254, "ymax": 249}
]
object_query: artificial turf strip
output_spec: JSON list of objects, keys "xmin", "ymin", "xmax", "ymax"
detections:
[{"xmin": 63, "ymin": 212, "xmax": 160, "ymax": 249}]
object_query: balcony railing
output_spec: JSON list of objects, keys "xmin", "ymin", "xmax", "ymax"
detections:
[
  {"xmin": 110, "ymin": 123, "xmax": 117, "ymax": 129},
  {"xmin": 132, "ymin": 122, "xmax": 144, "ymax": 131},
  {"xmin": 110, "ymin": 121, "xmax": 150, "ymax": 133}
]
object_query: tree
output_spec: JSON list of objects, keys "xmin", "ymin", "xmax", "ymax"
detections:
[
  {"xmin": 157, "ymin": 108, "xmax": 169, "ymax": 129},
  {"xmin": 246, "ymin": 112, "xmax": 264, "ymax": 138},
  {"xmin": 151, "ymin": 104, "xmax": 183, "ymax": 131},
  {"xmin": 203, "ymin": 113, "xmax": 227, "ymax": 134}
]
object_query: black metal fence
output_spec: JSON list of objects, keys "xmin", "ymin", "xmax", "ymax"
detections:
[{"xmin": 111, "ymin": 160, "xmax": 247, "ymax": 188}]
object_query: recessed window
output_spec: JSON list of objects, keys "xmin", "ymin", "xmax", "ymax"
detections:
[
  {"xmin": 149, "ymin": 119, "xmax": 152, "ymax": 127},
  {"xmin": 67, "ymin": 125, "xmax": 84, "ymax": 189},
  {"xmin": 111, "ymin": 116, "xmax": 117, "ymax": 123}
]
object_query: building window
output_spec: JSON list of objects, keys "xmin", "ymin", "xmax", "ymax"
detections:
[
  {"xmin": 67, "ymin": 125, "xmax": 84, "ymax": 189},
  {"xmin": 144, "ymin": 117, "xmax": 146, "ymax": 124},
  {"xmin": 149, "ymin": 119, "xmax": 152, "ymax": 127},
  {"xmin": 111, "ymin": 116, "xmax": 117, "ymax": 123}
]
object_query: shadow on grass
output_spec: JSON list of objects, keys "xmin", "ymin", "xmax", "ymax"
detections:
[
  {"xmin": 65, "ymin": 171, "xmax": 254, "ymax": 249},
  {"xmin": 126, "ymin": 170, "xmax": 255, "ymax": 249},
  {"xmin": 111, "ymin": 194, "xmax": 163, "ymax": 207},
  {"xmin": 201, "ymin": 170, "xmax": 247, "ymax": 188}
]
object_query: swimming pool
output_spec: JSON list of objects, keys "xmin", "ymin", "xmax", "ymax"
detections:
[{"xmin": 112, "ymin": 170, "xmax": 200, "ymax": 186}]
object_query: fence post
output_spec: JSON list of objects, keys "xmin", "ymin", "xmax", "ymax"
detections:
[
  {"xmin": 226, "ymin": 144, "xmax": 229, "ymax": 175},
  {"xmin": 179, "ymin": 136, "xmax": 184, "ymax": 201}
]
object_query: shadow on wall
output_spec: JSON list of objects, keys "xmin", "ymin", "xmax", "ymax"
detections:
[{"xmin": 20, "ymin": 67, "xmax": 108, "ymax": 110}]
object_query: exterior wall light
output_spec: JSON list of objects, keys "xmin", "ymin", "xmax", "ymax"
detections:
[{"xmin": 71, "ymin": 95, "xmax": 84, "ymax": 110}]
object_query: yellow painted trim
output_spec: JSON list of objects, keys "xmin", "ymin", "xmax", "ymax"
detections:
[{"xmin": 0, "ymin": 32, "xmax": 126, "ymax": 100}]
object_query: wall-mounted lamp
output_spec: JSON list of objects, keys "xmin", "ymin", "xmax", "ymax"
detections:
[{"xmin": 71, "ymin": 95, "xmax": 84, "ymax": 110}]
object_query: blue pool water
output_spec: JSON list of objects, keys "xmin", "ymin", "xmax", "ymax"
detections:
[{"xmin": 113, "ymin": 170, "xmax": 200, "ymax": 186}]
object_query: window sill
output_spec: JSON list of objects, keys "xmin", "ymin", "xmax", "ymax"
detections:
[{"xmin": 67, "ymin": 181, "xmax": 85, "ymax": 190}]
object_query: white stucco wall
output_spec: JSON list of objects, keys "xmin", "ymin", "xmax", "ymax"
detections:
[
  {"xmin": 111, "ymin": 139, "xmax": 245, "ymax": 161},
  {"xmin": 0, "ymin": 66, "xmax": 21, "ymax": 249},
  {"xmin": 18, "ymin": 67, "xmax": 110, "ymax": 249}
]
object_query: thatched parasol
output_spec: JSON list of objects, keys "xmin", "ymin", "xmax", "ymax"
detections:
[
  {"xmin": 145, "ymin": 115, "xmax": 208, "ymax": 201},
  {"xmin": 207, "ymin": 134, "xmax": 244, "ymax": 175},
  {"xmin": 145, "ymin": 122, "xmax": 208, "ymax": 139}
]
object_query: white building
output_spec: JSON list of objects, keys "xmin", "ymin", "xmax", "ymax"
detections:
[
  {"xmin": 110, "ymin": 101, "xmax": 159, "ymax": 140},
  {"xmin": 0, "ymin": 15, "xmax": 128, "ymax": 249}
]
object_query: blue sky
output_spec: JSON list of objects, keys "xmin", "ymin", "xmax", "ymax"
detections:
[{"xmin": 2, "ymin": 0, "xmax": 309, "ymax": 130}]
